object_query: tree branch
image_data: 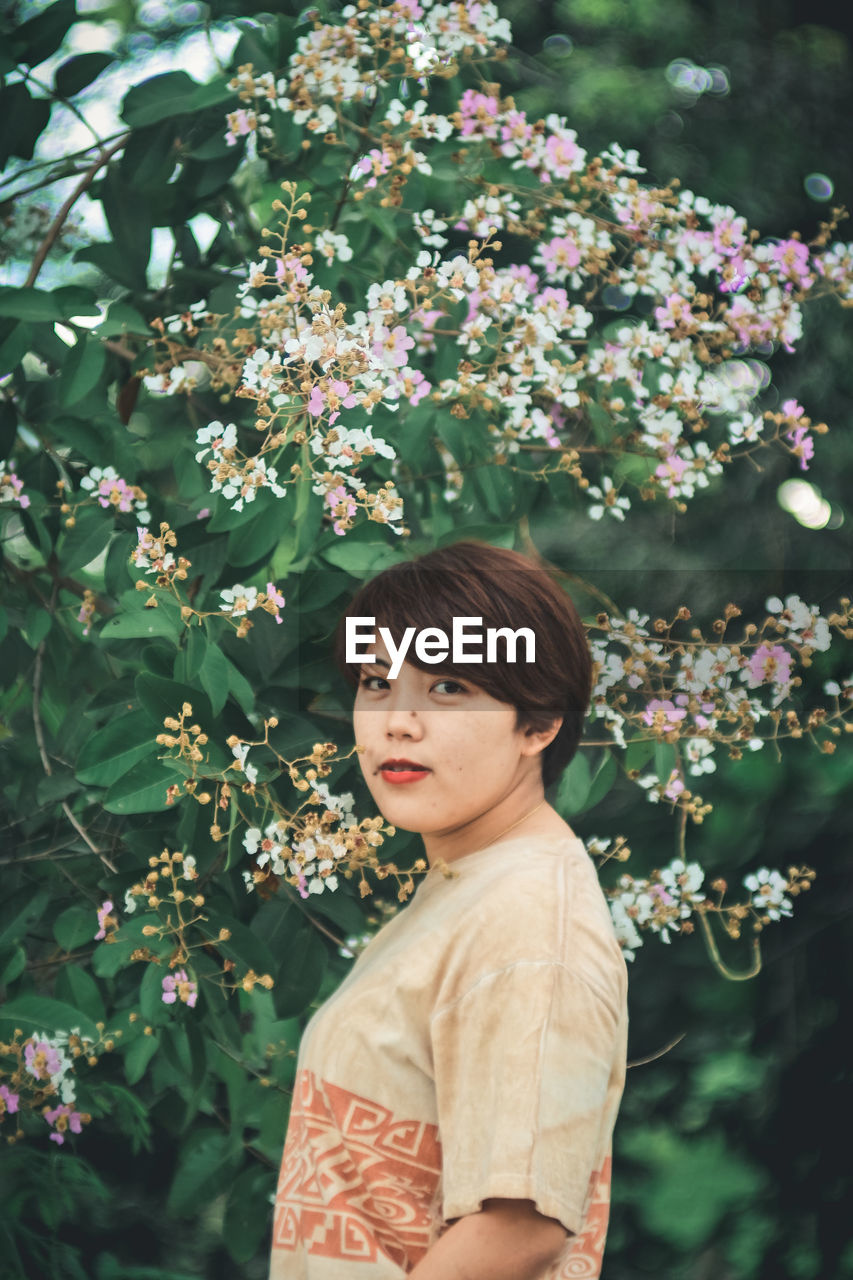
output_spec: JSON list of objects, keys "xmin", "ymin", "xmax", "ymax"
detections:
[{"xmin": 25, "ymin": 135, "xmax": 128, "ymax": 288}]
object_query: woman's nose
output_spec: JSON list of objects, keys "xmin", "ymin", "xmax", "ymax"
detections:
[{"xmin": 384, "ymin": 700, "xmax": 423, "ymax": 739}]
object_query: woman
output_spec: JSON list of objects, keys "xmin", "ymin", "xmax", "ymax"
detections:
[{"xmin": 269, "ymin": 542, "xmax": 628, "ymax": 1280}]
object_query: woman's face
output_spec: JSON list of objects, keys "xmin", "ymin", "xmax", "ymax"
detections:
[{"xmin": 352, "ymin": 636, "xmax": 548, "ymax": 840}]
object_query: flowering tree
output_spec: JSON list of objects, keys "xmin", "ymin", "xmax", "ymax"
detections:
[{"xmin": 1, "ymin": 0, "xmax": 852, "ymax": 1273}]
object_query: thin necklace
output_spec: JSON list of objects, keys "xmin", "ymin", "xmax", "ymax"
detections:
[{"xmin": 487, "ymin": 798, "xmax": 546, "ymax": 848}]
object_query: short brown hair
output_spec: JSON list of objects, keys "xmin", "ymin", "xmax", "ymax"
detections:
[{"xmin": 333, "ymin": 541, "xmax": 593, "ymax": 788}]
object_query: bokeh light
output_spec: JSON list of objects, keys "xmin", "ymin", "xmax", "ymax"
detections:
[
  {"xmin": 777, "ymin": 479, "xmax": 832, "ymax": 530},
  {"xmin": 543, "ymin": 34, "xmax": 573, "ymax": 56},
  {"xmin": 804, "ymin": 173, "xmax": 834, "ymax": 201},
  {"xmin": 601, "ymin": 284, "xmax": 632, "ymax": 311}
]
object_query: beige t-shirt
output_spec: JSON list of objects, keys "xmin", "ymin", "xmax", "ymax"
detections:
[{"xmin": 269, "ymin": 833, "xmax": 628, "ymax": 1279}]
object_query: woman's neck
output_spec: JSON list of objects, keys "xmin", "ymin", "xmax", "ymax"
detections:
[{"xmin": 421, "ymin": 790, "xmax": 574, "ymax": 868}]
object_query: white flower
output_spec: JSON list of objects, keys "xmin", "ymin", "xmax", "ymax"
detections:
[
  {"xmin": 743, "ymin": 867, "xmax": 792, "ymax": 920},
  {"xmin": 231, "ymin": 742, "xmax": 258, "ymax": 784},
  {"xmin": 587, "ymin": 476, "xmax": 631, "ymax": 521},
  {"xmin": 219, "ymin": 585, "xmax": 259, "ymax": 617}
]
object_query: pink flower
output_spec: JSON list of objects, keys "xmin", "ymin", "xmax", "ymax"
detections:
[
  {"xmin": 745, "ymin": 643, "xmax": 794, "ymax": 689},
  {"xmin": 404, "ymin": 369, "xmax": 431, "ymax": 406},
  {"xmin": 780, "ymin": 399, "xmax": 805, "ymax": 421},
  {"xmin": 95, "ymin": 899, "xmax": 115, "ymax": 941},
  {"xmin": 541, "ymin": 129, "xmax": 582, "ymax": 181},
  {"xmin": 642, "ymin": 699, "xmax": 688, "ymax": 734},
  {"xmin": 307, "ymin": 386, "xmax": 325, "ymax": 417},
  {"xmin": 0, "ymin": 1084, "xmax": 19, "ymax": 1115},
  {"xmin": 458, "ymin": 89, "xmax": 500, "ymax": 138},
  {"xmin": 162, "ymin": 968, "xmax": 198, "ymax": 1008},
  {"xmin": 655, "ymin": 451, "xmax": 690, "ymax": 497},
  {"xmin": 326, "ymin": 485, "xmax": 357, "ymax": 536},
  {"xmin": 44, "ymin": 1104, "xmax": 83, "ymax": 1146},
  {"xmin": 785, "ymin": 425, "xmax": 814, "ymax": 471},
  {"xmin": 654, "ymin": 293, "xmax": 691, "ymax": 331},
  {"xmin": 499, "ymin": 109, "xmax": 533, "ymax": 156},
  {"xmin": 539, "ymin": 234, "xmax": 581, "ymax": 276},
  {"xmin": 24, "ymin": 1040, "xmax": 62, "ymax": 1081},
  {"xmin": 373, "ymin": 324, "xmax": 415, "ymax": 368},
  {"xmin": 266, "ymin": 581, "xmax": 285, "ymax": 624}
]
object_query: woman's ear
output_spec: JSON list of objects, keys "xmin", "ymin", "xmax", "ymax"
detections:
[{"xmin": 521, "ymin": 716, "xmax": 563, "ymax": 757}]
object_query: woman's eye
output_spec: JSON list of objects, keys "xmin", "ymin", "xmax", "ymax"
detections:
[
  {"xmin": 433, "ymin": 679, "xmax": 466, "ymax": 695},
  {"xmin": 359, "ymin": 674, "xmax": 389, "ymax": 691}
]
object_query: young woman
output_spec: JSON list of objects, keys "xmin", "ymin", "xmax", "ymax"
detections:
[{"xmin": 269, "ymin": 542, "xmax": 628, "ymax": 1280}]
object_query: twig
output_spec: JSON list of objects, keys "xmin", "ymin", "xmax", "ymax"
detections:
[
  {"xmin": 696, "ymin": 907, "xmax": 762, "ymax": 981},
  {"xmin": 32, "ymin": 580, "xmax": 118, "ymax": 873},
  {"xmin": 626, "ymin": 1031, "xmax": 686, "ymax": 1068},
  {"xmin": 25, "ymin": 135, "xmax": 128, "ymax": 288}
]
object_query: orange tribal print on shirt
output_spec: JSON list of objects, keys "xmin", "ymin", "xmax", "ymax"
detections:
[{"xmin": 269, "ymin": 834, "xmax": 629, "ymax": 1280}]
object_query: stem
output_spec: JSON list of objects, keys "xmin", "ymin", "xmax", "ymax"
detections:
[
  {"xmin": 20, "ymin": 68, "xmax": 103, "ymax": 149},
  {"xmin": 32, "ymin": 578, "xmax": 118, "ymax": 873},
  {"xmin": 696, "ymin": 907, "xmax": 762, "ymax": 981},
  {"xmin": 626, "ymin": 1031, "xmax": 686, "ymax": 1069},
  {"xmin": 25, "ymin": 134, "xmax": 128, "ymax": 288}
]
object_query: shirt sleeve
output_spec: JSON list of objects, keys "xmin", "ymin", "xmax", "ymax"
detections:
[{"xmin": 429, "ymin": 959, "xmax": 626, "ymax": 1236}]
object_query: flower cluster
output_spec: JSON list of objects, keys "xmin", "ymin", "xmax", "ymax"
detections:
[
  {"xmin": 0, "ymin": 459, "xmax": 30, "ymax": 510},
  {"xmin": 0, "ymin": 1025, "xmax": 107, "ymax": 1147},
  {"xmin": 186, "ymin": 0, "xmax": 853, "ymax": 542},
  {"xmin": 586, "ymin": 594, "xmax": 852, "ymax": 818},
  {"xmin": 77, "ymin": 465, "xmax": 150, "ymax": 524},
  {"xmin": 605, "ymin": 857, "xmax": 815, "ymax": 964},
  {"xmin": 161, "ymin": 969, "xmax": 198, "ymax": 1008},
  {"xmin": 219, "ymin": 581, "xmax": 285, "ymax": 631}
]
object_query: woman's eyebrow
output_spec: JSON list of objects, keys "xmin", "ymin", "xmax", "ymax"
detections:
[{"xmin": 362, "ymin": 657, "xmax": 390, "ymax": 670}]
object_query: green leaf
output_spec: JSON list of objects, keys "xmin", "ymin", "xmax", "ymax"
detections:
[
  {"xmin": 134, "ymin": 672, "xmax": 214, "ymax": 729},
  {"xmin": 58, "ymin": 335, "xmax": 106, "ymax": 407},
  {"xmin": 21, "ymin": 603, "xmax": 51, "ymax": 648},
  {"xmin": 585, "ymin": 752, "xmax": 619, "ymax": 811},
  {"xmin": 98, "ymin": 167, "xmax": 152, "ymax": 290},
  {"xmin": 60, "ymin": 512, "xmax": 114, "ymax": 575},
  {"xmin": 0, "ymin": 887, "xmax": 50, "ymax": 949},
  {"xmin": 0, "ymin": 84, "xmax": 51, "ymax": 166},
  {"xmin": 0, "ymin": 995, "xmax": 99, "ymax": 1041},
  {"xmin": 12, "ymin": 0, "xmax": 76, "ymax": 66},
  {"xmin": 100, "ymin": 602, "xmax": 183, "ymax": 645},
  {"xmin": 54, "ymin": 904, "xmax": 97, "ymax": 952},
  {"xmin": 98, "ymin": 301, "xmax": 149, "ymax": 336},
  {"xmin": 226, "ymin": 494, "xmax": 293, "ymax": 567},
  {"xmin": 54, "ymin": 964, "xmax": 106, "ymax": 1024},
  {"xmin": 202, "ymin": 912, "xmax": 277, "ymax": 980},
  {"xmin": 121, "ymin": 71, "xmax": 233, "ymax": 128},
  {"xmin": 624, "ymin": 738, "xmax": 655, "ymax": 773},
  {"xmin": 273, "ymin": 922, "xmax": 327, "ymax": 1018},
  {"xmin": 198, "ymin": 642, "xmax": 231, "ymax": 716},
  {"xmin": 321, "ymin": 541, "xmax": 404, "ymax": 575},
  {"xmin": 0, "ymin": 945, "xmax": 26, "ymax": 986},
  {"xmin": 655, "ymin": 741, "xmax": 677, "ymax": 784},
  {"xmin": 52, "ymin": 285, "xmax": 102, "ymax": 318},
  {"xmin": 0, "ymin": 286, "xmax": 65, "ymax": 322},
  {"xmin": 139, "ymin": 962, "xmax": 171, "ymax": 1025},
  {"xmin": 224, "ymin": 1165, "xmax": 276, "ymax": 1264},
  {"xmin": 55, "ymin": 51, "xmax": 115, "ymax": 96},
  {"xmin": 554, "ymin": 751, "xmax": 591, "ymax": 817},
  {"xmin": 124, "ymin": 1032, "xmax": 160, "ymax": 1085},
  {"xmin": 0, "ymin": 321, "xmax": 33, "ymax": 375},
  {"xmin": 102, "ymin": 758, "xmax": 187, "ymax": 814},
  {"xmin": 167, "ymin": 1129, "xmax": 242, "ymax": 1218}
]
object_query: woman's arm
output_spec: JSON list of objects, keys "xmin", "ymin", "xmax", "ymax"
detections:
[{"xmin": 407, "ymin": 1198, "xmax": 568, "ymax": 1280}]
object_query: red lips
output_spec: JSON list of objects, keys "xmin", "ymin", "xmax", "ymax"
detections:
[{"xmin": 379, "ymin": 758, "xmax": 431, "ymax": 785}]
